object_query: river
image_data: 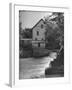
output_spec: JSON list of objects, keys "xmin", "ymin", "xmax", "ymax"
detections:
[{"xmin": 19, "ymin": 52, "xmax": 57, "ymax": 79}]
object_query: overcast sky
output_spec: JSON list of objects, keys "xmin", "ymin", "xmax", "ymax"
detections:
[{"xmin": 19, "ymin": 11, "xmax": 52, "ymax": 29}]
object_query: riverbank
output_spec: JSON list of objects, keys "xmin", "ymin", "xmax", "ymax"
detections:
[
  {"xmin": 19, "ymin": 56, "xmax": 54, "ymax": 79},
  {"xmin": 45, "ymin": 48, "xmax": 64, "ymax": 77}
]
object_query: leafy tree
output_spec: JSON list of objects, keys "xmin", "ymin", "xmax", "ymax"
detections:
[
  {"xmin": 45, "ymin": 12, "xmax": 64, "ymax": 50},
  {"xmin": 23, "ymin": 28, "xmax": 32, "ymax": 38}
]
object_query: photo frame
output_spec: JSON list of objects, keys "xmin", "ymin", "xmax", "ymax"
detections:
[{"xmin": 9, "ymin": 3, "xmax": 70, "ymax": 87}]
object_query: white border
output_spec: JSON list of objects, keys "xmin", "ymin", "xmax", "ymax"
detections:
[{"xmin": 10, "ymin": 3, "xmax": 70, "ymax": 87}]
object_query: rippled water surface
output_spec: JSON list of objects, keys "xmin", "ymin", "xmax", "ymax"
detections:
[{"xmin": 19, "ymin": 52, "xmax": 57, "ymax": 79}]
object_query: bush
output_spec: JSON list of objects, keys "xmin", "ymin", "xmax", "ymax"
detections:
[{"xmin": 19, "ymin": 40, "xmax": 33, "ymax": 58}]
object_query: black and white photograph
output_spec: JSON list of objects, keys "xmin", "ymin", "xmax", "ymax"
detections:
[{"xmin": 19, "ymin": 10, "xmax": 64, "ymax": 79}]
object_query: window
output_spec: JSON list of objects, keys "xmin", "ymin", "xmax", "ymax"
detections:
[
  {"xmin": 38, "ymin": 43, "xmax": 40, "ymax": 47},
  {"xmin": 41, "ymin": 24, "xmax": 43, "ymax": 28},
  {"xmin": 37, "ymin": 31, "xmax": 39, "ymax": 36},
  {"xmin": 35, "ymin": 38, "xmax": 37, "ymax": 40}
]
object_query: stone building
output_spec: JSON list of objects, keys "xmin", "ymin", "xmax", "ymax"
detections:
[{"xmin": 32, "ymin": 19, "xmax": 46, "ymax": 48}]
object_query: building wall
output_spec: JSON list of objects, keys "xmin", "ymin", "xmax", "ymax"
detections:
[
  {"xmin": 32, "ymin": 20, "xmax": 46, "ymax": 48},
  {"xmin": 32, "ymin": 20, "xmax": 46, "ymax": 41},
  {"xmin": 32, "ymin": 42, "xmax": 45, "ymax": 48},
  {"xmin": 40, "ymin": 43, "xmax": 45, "ymax": 47},
  {"xmin": 32, "ymin": 43, "xmax": 38, "ymax": 47}
]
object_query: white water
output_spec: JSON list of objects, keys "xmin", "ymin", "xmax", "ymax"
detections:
[{"xmin": 19, "ymin": 52, "xmax": 57, "ymax": 79}]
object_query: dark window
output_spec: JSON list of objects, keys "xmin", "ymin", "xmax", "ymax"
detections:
[
  {"xmin": 35, "ymin": 38, "xmax": 37, "ymax": 40},
  {"xmin": 37, "ymin": 31, "xmax": 39, "ymax": 36},
  {"xmin": 42, "ymin": 38, "xmax": 44, "ymax": 40},
  {"xmin": 41, "ymin": 24, "xmax": 43, "ymax": 28},
  {"xmin": 38, "ymin": 43, "xmax": 40, "ymax": 47}
]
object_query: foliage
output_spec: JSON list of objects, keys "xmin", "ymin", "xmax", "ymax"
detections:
[
  {"xmin": 23, "ymin": 28, "xmax": 32, "ymax": 38},
  {"xmin": 19, "ymin": 22, "xmax": 32, "ymax": 39},
  {"xmin": 45, "ymin": 12, "xmax": 64, "ymax": 50}
]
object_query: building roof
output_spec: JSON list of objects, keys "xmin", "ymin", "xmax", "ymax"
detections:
[{"xmin": 32, "ymin": 19, "xmax": 45, "ymax": 30}]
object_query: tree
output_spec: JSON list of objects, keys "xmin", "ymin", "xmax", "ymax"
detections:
[
  {"xmin": 19, "ymin": 22, "xmax": 25, "ymax": 39},
  {"xmin": 23, "ymin": 28, "xmax": 32, "ymax": 38},
  {"xmin": 44, "ymin": 12, "xmax": 64, "ymax": 50}
]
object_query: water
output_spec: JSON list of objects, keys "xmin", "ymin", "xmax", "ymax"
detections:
[{"xmin": 19, "ymin": 52, "xmax": 57, "ymax": 79}]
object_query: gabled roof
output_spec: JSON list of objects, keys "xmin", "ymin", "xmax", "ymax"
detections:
[{"xmin": 32, "ymin": 19, "xmax": 45, "ymax": 30}]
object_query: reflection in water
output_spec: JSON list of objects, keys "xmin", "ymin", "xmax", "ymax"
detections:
[{"xmin": 19, "ymin": 52, "xmax": 57, "ymax": 79}]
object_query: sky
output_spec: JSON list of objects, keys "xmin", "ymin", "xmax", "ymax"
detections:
[{"xmin": 19, "ymin": 10, "xmax": 52, "ymax": 29}]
